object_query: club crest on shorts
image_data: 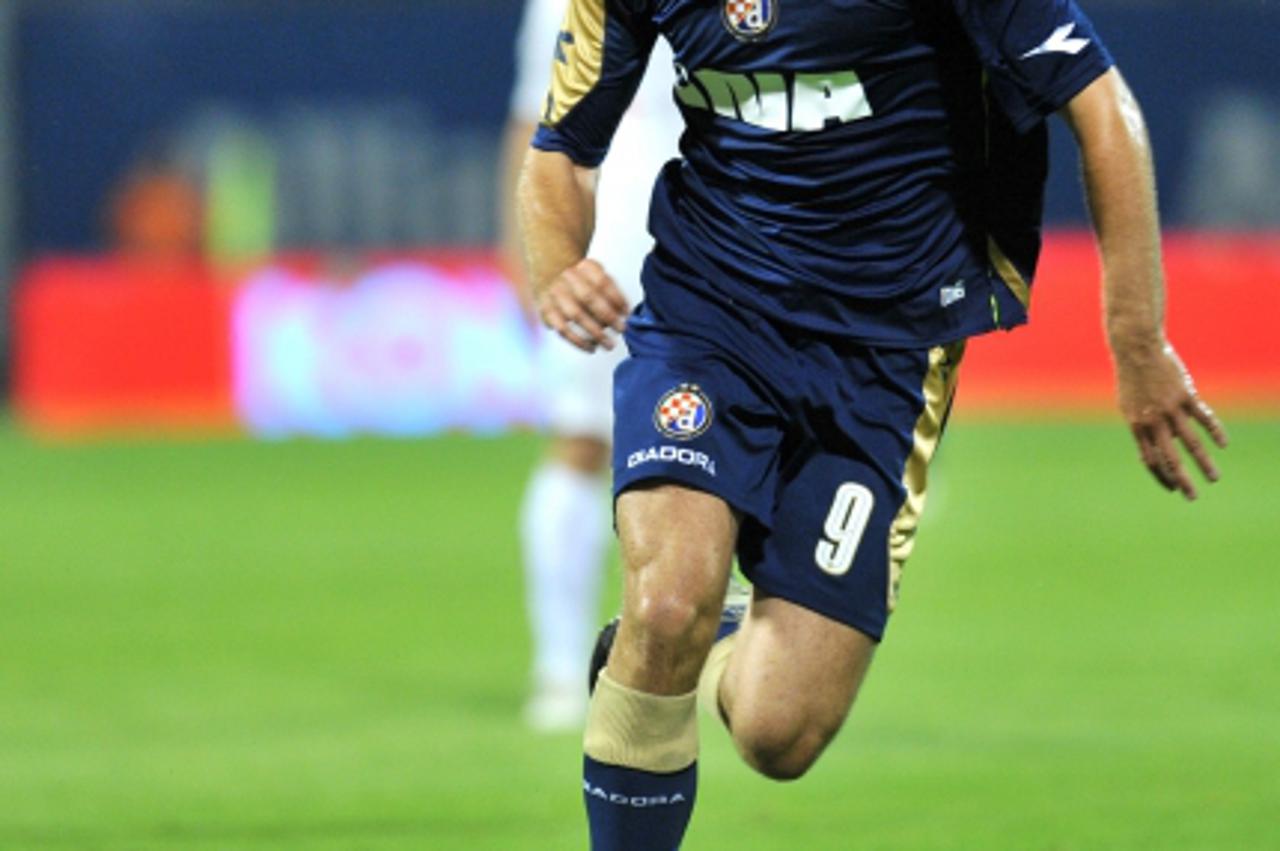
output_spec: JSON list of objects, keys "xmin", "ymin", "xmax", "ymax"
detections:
[
  {"xmin": 654, "ymin": 383, "xmax": 713, "ymax": 440},
  {"xmin": 722, "ymin": 0, "xmax": 777, "ymax": 42}
]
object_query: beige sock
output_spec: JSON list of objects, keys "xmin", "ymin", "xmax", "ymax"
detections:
[
  {"xmin": 584, "ymin": 669, "xmax": 698, "ymax": 773},
  {"xmin": 696, "ymin": 634, "xmax": 736, "ymax": 722}
]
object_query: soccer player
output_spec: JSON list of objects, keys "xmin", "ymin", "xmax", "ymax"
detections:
[
  {"xmin": 500, "ymin": 0, "xmax": 680, "ymax": 732},
  {"xmin": 518, "ymin": 0, "xmax": 1228, "ymax": 846}
]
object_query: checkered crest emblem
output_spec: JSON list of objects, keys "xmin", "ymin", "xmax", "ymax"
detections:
[
  {"xmin": 654, "ymin": 383, "xmax": 713, "ymax": 440},
  {"xmin": 723, "ymin": 0, "xmax": 777, "ymax": 42}
]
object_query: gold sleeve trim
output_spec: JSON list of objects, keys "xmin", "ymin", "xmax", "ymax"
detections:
[
  {"xmin": 545, "ymin": 0, "xmax": 607, "ymax": 126},
  {"xmin": 886, "ymin": 340, "xmax": 966, "ymax": 612},
  {"xmin": 987, "ymin": 235, "xmax": 1032, "ymax": 309}
]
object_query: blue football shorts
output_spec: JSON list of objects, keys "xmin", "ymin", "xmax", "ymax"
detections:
[{"xmin": 612, "ymin": 283, "xmax": 965, "ymax": 642}]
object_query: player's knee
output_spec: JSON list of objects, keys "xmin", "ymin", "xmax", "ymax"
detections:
[
  {"xmin": 622, "ymin": 545, "xmax": 726, "ymax": 649},
  {"xmin": 628, "ymin": 586, "xmax": 709, "ymax": 648},
  {"xmin": 732, "ymin": 714, "xmax": 839, "ymax": 782}
]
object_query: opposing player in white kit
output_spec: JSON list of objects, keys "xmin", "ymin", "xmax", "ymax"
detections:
[{"xmin": 499, "ymin": 0, "xmax": 679, "ymax": 732}]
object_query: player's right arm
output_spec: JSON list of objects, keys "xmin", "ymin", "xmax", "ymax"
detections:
[
  {"xmin": 516, "ymin": 0, "xmax": 657, "ymax": 352},
  {"xmin": 519, "ymin": 149, "xmax": 627, "ymax": 351},
  {"xmin": 501, "ymin": 0, "xmax": 570, "ymax": 320}
]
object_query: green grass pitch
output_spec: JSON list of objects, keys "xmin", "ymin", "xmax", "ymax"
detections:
[{"xmin": 1, "ymin": 418, "xmax": 1277, "ymax": 850}]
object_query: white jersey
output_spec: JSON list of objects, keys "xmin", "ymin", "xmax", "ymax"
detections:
[{"xmin": 510, "ymin": 0, "xmax": 680, "ymax": 303}]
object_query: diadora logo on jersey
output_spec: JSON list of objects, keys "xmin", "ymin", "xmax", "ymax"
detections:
[
  {"xmin": 723, "ymin": 0, "xmax": 777, "ymax": 43},
  {"xmin": 676, "ymin": 64, "xmax": 872, "ymax": 133},
  {"xmin": 1020, "ymin": 22, "xmax": 1090, "ymax": 59},
  {"xmin": 654, "ymin": 383, "xmax": 713, "ymax": 440}
]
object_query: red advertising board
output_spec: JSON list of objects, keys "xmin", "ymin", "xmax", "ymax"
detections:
[
  {"xmin": 12, "ymin": 235, "xmax": 1280, "ymax": 437},
  {"xmin": 961, "ymin": 233, "xmax": 1280, "ymax": 415},
  {"xmin": 15, "ymin": 257, "xmax": 235, "ymax": 435}
]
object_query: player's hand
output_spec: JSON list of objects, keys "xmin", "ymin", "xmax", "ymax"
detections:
[
  {"xmin": 1114, "ymin": 341, "xmax": 1228, "ymax": 500},
  {"xmin": 535, "ymin": 258, "xmax": 630, "ymax": 353}
]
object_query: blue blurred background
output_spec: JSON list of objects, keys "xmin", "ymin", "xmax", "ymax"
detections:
[{"xmin": 13, "ymin": 1, "xmax": 1278, "ymax": 256}]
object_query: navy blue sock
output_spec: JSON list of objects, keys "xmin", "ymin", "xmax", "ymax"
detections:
[{"xmin": 583, "ymin": 755, "xmax": 697, "ymax": 850}]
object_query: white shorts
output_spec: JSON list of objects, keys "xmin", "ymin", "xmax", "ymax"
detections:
[
  {"xmin": 535, "ymin": 246, "xmax": 646, "ymax": 441},
  {"xmin": 535, "ymin": 326, "xmax": 629, "ymax": 440}
]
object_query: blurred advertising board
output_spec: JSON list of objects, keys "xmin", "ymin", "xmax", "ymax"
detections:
[
  {"xmin": 960, "ymin": 233, "xmax": 1280, "ymax": 416},
  {"xmin": 12, "ymin": 237, "xmax": 1280, "ymax": 439},
  {"xmin": 14, "ymin": 257, "xmax": 235, "ymax": 434},
  {"xmin": 232, "ymin": 257, "xmax": 538, "ymax": 438},
  {"xmin": 15, "ymin": 253, "xmax": 541, "ymax": 438}
]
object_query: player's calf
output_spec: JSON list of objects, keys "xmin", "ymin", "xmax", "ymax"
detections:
[
  {"xmin": 717, "ymin": 594, "xmax": 876, "ymax": 782},
  {"xmin": 728, "ymin": 704, "xmax": 847, "ymax": 781}
]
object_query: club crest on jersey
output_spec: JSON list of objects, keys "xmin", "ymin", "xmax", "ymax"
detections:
[
  {"xmin": 722, "ymin": 0, "xmax": 777, "ymax": 42},
  {"xmin": 654, "ymin": 383, "xmax": 713, "ymax": 440}
]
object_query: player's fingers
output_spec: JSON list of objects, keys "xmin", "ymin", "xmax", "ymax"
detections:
[
  {"xmin": 1171, "ymin": 410, "xmax": 1220, "ymax": 484},
  {"xmin": 1132, "ymin": 424, "xmax": 1177, "ymax": 493},
  {"xmin": 1187, "ymin": 396, "xmax": 1229, "ymax": 448},
  {"xmin": 569, "ymin": 319, "xmax": 612, "ymax": 350},
  {"xmin": 540, "ymin": 302, "xmax": 598, "ymax": 353},
  {"xmin": 599, "ymin": 279, "xmax": 631, "ymax": 326},
  {"xmin": 560, "ymin": 320, "xmax": 601, "ymax": 352},
  {"xmin": 578, "ymin": 288, "xmax": 627, "ymax": 337},
  {"xmin": 553, "ymin": 289, "xmax": 613, "ymax": 350},
  {"xmin": 561, "ymin": 277, "xmax": 624, "ymax": 348},
  {"xmin": 1153, "ymin": 418, "xmax": 1197, "ymax": 501},
  {"xmin": 572, "ymin": 270, "xmax": 629, "ymax": 333}
]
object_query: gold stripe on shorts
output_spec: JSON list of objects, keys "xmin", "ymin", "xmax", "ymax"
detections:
[{"xmin": 887, "ymin": 340, "xmax": 966, "ymax": 611}]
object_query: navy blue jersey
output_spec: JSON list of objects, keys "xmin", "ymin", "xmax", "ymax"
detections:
[{"xmin": 533, "ymin": 0, "xmax": 1113, "ymax": 345}]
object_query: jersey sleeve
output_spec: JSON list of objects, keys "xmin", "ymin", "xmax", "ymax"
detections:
[
  {"xmin": 951, "ymin": 0, "xmax": 1115, "ymax": 133},
  {"xmin": 530, "ymin": 0, "xmax": 657, "ymax": 167}
]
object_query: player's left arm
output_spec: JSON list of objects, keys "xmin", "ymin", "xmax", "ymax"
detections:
[{"xmin": 1060, "ymin": 68, "xmax": 1228, "ymax": 500}]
